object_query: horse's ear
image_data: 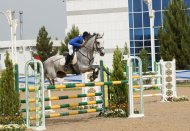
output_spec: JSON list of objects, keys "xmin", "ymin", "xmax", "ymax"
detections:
[
  {"xmin": 96, "ymin": 33, "xmax": 104, "ymax": 39},
  {"xmin": 99, "ymin": 33, "xmax": 104, "ymax": 38}
]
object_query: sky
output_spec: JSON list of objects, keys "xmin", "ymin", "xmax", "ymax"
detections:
[{"xmin": 0, "ymin": 0, "xmax": 67, "ymax": 41}]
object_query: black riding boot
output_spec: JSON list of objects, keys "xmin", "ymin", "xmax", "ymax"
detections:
[{"xmin": 64, "ymin": 54, "xmax": 72, "ymax": 71}]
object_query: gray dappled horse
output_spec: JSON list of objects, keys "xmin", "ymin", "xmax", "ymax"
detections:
[{"xmin": 43, "ymin": 33, "xmax": 105, "ymax": 85}]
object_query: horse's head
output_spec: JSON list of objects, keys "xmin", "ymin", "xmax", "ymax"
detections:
[
  {"xmin": 82, "ymin": 33, "xmax": 105, "ymax": 57},
  {"xmin": 93, "ymin": 33, "xmax": 105, "ymax": 56}
]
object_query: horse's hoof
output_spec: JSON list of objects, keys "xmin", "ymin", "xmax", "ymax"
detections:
[{"xmin": 89, "ymin": 76, "xmax": 94, "ymax": 82}]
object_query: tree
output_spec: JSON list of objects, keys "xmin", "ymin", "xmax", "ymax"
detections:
[
  {"xmin": 32, "ymin": 26, "xmax": 58, "ymax": 62},
  {"xmin": 109, "ymin": 46, "xmax": 128, "ymax": 117},
  {"xmin": 158, "ymin": 0, "xmax": 190, "ymax": 69},
  {"xmin": 0, "ymin": 52, "xmax": 21, "ymax": 124},
  {"xmin": 60, "ymin": 25, "xmax": 80, "ymax": 55},
  {"xmin": 59, "ymin": 41, "xmax": 68, "ymax": 55},
  {"xmin": 139, "ymin": 49, "xmax": 149, "ymax": 73},
  {"xmin": 123, "ymin": 42, "xmax": 129, "ymax": 55},
  {"xmin": 122, "ymin": 42, "xmax": 129, "ymax": 70}
]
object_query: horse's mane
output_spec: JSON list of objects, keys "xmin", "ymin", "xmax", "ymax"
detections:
[{"xmin": 85, "ymin": 33, "xmax": 97, "ymax": 45}]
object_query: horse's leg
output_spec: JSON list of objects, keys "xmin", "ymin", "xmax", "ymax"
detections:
[
  {"xmin": 47, "ymin": 77, "xmax": 53, "ymax": 85},
  {"xmin": 79, "ymin": 65, "xmax": 99, "ymax": 72},
  {"xmin": 93, "ymin": 67, "xmax": 100, "ymax": 79},
  {"xmin": 91, "ymin": 65, "xmax": 100, "ymax": 81},
  {"xmin": 46, "ymin": 69, "xmax": 56, "ymax": 85},
  {"xmin": 80, "ymin": 65, "xmax": 100, "ymax": 81},
  {"xmin": 52, "ymin": 79, "xmax": 55, "ymax": 85},
  {"xmin": 44, "ymin": 72, "xmax": 53, "ymax": 85}
]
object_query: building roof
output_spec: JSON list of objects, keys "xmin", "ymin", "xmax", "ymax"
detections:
[{"xmin": 0, "ymin": 40, "xmax": 62, "ymax": 48}]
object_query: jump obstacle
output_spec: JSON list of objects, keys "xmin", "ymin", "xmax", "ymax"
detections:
[
  {"xmin": 25, "ymin": 59, "xmax": 45, "ymax": 130},
  {"xmin": 21, "ymin": 57, "xmax": 144, "ymax": 130},
  {"xmin": 21, "ymin": 56, "xmax": 177, "ymax": 130},
  {"xmin": 124, "ymin": 56, "xmax": 177, "ymax": 101}
]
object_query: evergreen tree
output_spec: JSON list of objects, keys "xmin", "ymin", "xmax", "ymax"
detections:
[
  {"xmin": 139, "ymin": 49, "xmax": 149, "ymax": 73},
  {"xmin": 59, "ymin": 41, "xmax": 68, "ymax": 55},
  {"xmin": 109, "ymin": 46, "xmax": 128, "ymax": 117},
  {"xmin": 123, "ymin": 42, "xmax": 129, "ymax": 55},
  {"xmin": 122, "ymin": 42, "xmax": 129, "ymax": 70},
  {"xmin": 158, "ymin": 0, "xmax": 190, "ymax": 69},
  {"xmin": 32, "ymin": 26, "xmax": 58, "ymax": 62},
  {"xmin": 0, "ymin": 52, "xmax": 20, "ymax": 123},
  {"xmin": 60, "ymin": 25, "xmax": 80, "ymax": 55}
]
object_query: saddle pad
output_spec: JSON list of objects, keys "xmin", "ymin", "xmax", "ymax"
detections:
[
  {"xmin": 59, "ymin": 58, "xmax": 65, "ymax": 66},
  {"xmin": 72, "ymin": 53, "xmax": 77, "ymax": 64}
]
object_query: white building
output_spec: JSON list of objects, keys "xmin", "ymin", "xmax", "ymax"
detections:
[
  {"xmin": 0, "ymin": 40, "xmax": 61, "ymax": 74},
  {"xmin": 65, "ymin": 0, "xmax": 129, "ymax": 68},
  {"xmin": 0, "ymin": 0, "xmax": 130, "ymax": 73}
]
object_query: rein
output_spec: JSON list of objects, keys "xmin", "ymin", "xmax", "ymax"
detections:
[
  {"xmin": 78, "ymin": 45, "xmax": 95, "ymax": 65},
  {"xmin": 78, "ymin": 36, "xmax": 97, "ymax": 65}
]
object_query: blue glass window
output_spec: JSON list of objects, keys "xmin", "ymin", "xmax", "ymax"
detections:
[
  {"xmin": 155, "ymin": 40, "xmax": 160, "ymax": 46},
  {"xmin": 145, "ymin": 47, "xmax": 151, "ymax": 53},
  {"xmin": 130, "ymin": 41, "xmax": 134, "ymax": 47},
  {"xmin": 144, "ymin": 28, "xmax": 150, "ymax": 40},
  {"xmin": 154, "ymin": 11, "xmax": 162, "ymax": 26},
  {"xmin": 154, "ymin": 27, "xmax": 160, "ymax": 39},
  {"xmin": 153, "ymin": 0, "xmax": 161, "ymax": 10},
  {"xmin": 143, "ymin": 2, "xmax": 148, "ymax": 11},
  {"xmin": 134, "ymin": 59, "xmax": 139, "ymax": 64},
  {"xmin": 156, "ymin": 54, "xmax": 161, "ymax": 62},
  {"xmin": 148, "ymin": 55, "xmax": 152, "ymax": 69},
  {"xmin": 129, "ymin": 13, "xmax": 133, "ymax": 28},
  {"xmin": 144, "ymin": 40, "xmax": 151, "ymax": 46},
  {"xmin": 162, "ymin": 0, "xmax": 169, "ymax": 10},
  {"xmin": 130, "ymin": 48, "xmax": 135, "ymax": 54},
  {"xmin": 130, "ymin": 29, "xmax": 134, "ymax": 40},
  {"xmin": 134, "ymin": 29, "xmax": 143, "ymax": 40},
  {"xmin": 143, "ymin": 12, "xmax": 150, "ymax": 27},
  {"xmin": 148, "ymin": 67, "xmax": 152, "ymax": 71},
  {"xmin": 135, "ymin": 41, "xmax": 143, "ymax": 47},
  {"xmin": 155, "ymin": 47, "xmax": 159, "ymax": 53},
  {"xmin": 135, "ymin": 48, "xmax": 142, "ymax": 54},
  {"xmin": 133, "ymin": 0, "xmax": 142, "ymax": 12},
  {"xmin": 134, "ymin": 13, "xmax": 142, "ymax": 27},
  {"xmin": 128, "ymin": 0, "xmax": 133, "ymax": 12},
  {"xmin": 148, "ymin": 56, "xmax": 152, "ymax": 61},
  {"xmin": 184, "ymin": 0, "xmax": 190, "ymax": 7}
]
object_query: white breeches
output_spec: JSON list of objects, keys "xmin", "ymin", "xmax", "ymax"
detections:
[{"xmin": 68, "ymin": 44, "xmax": 73, "ymax": 55}]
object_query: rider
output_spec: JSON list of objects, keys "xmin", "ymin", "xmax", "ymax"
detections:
[{"xmin": 64, "ymin": 31, "xmax": 90, "ymax": 71}]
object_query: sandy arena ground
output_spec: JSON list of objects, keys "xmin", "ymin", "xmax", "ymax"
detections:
[{"xmin": 23, "ymin": 87, "xmax": 190, "ymax": 131}]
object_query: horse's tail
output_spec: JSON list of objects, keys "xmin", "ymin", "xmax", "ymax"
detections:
[{"xmin": 42, "ymin": 62, "xmax": 47, "ymax": 79}]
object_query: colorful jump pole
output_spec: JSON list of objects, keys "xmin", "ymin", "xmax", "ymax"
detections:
[
  {"xmin": 123, "ymin": 55, "xmax": 144, "ymax": 118},
  {"xmin": 25, "ymin": 58, "xmax": 46, "ymax": 130}
]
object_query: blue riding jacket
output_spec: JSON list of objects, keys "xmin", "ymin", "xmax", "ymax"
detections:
[{"xmin": 69, "ymin": 36, "xmax": 84, "ymax": 47}]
